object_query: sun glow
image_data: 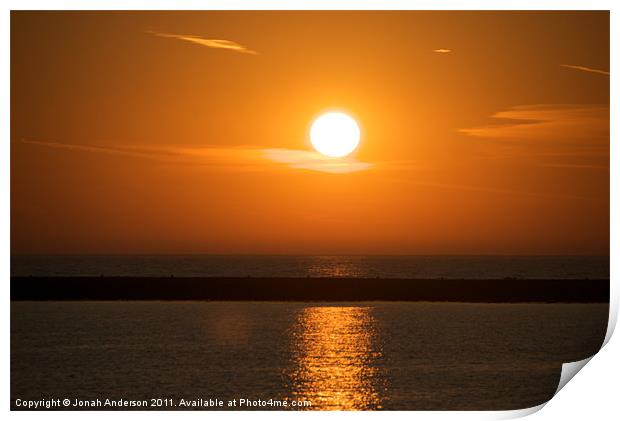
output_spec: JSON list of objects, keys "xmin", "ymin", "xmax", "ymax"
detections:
[{"xmin": 310, "ymin": 112, "xmax": 361, "ymax": 158}]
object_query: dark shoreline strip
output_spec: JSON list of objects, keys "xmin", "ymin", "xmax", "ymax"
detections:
[{"xmin": 10, "ymin": 277, "xmax": 609, "ymax": 302}]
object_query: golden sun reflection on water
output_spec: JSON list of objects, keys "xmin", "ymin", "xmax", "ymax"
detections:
[
  {"xmin": 307, "ymin": 257, "xmax": 362, "ymax": 278},
  {"xmin": 287, "ymin": 306, "xmax": 385, "ymax": 410}
]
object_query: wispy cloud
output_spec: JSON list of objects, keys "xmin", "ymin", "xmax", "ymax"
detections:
[
  {"xmin": 18, "ymin": 139, "xmax": 372, "ymax": 174},
  {"xmin": 18, "ymin": 139, "xmax": 163, "ymax": 160},
  {"xmin": 148, "ymin": 31, "xmax": 258, "ymax": 55},
  {"xmin": 459, "ymin": 104, "xmax": 608, "ymax": 141},
  {"xmin": 433, "ymin": 49, "xmax": 452, "ymax": 53},
  {"xmin": 262, "ymin": 149, "xmax": 373, "ymax": 174},
  {"xmin": 458, "ymin": 104, "xmax": 609, "ymax": 170},
  {"xmin": 560, "ymin": 64, "xmax": 609, "ymax": 76},
  {"xmin": 538, "ymin": 163, "xmax": 609, "ymax": 171}
]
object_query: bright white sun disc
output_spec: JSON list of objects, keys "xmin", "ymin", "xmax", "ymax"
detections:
[{"xmin": 310, "ymin": 112, "xmax": 360, "ymax": 158}]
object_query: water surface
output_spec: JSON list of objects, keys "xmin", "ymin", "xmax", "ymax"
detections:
[
  {"xmin": 11, "ymin": 302, "xmax": 608, "ymax": 410},
  {"xmin": 11, "ymin": 255, "xmax": 610, "ymax": 279}
]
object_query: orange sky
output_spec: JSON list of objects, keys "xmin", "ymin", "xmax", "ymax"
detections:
[{"xmin": 11, "ymin": 11, "xmax": 610, "ymax": 255}]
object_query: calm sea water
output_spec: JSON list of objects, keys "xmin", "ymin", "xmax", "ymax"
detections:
[
  {"xmin": 11, "ymin": 302, "xmax": 608, "ymax": 410},
  {"xmin": 11, "ymin": 255, "xmax": 610, "ymax": 279}
]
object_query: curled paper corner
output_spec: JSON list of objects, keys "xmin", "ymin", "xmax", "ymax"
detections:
[
  {"xmin": 555, "ymin": 356, "xmax": 593, "ymax": 395},
  {"xmin": 484, "ymin": 355, "xmax": 598, "ymax": 420}
]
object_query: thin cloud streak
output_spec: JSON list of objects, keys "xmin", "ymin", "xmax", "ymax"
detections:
[
  {"xmin": 458, "ymin": 104, "xmax": 609, "ymax": 171},
  {"xmin": 148, "ymin": 31, "xmax": 258, "ymax": 55},
  {"xmin": 18, "ymin": 139, "xmax": 372, "ymax": 174},
  {"xmin": 433, "ymin": 49, "xmax": 452, "ymax": 53},
  {"xmin": 538, "ymin": 163, "xmax": 609, "ymax": 171},
  {"xmin": 560, "ymin": 64, "xmax": 609, "ymax": 76},
  {"xmin": 458, "ymin": 104, "xmax": 609, "ymax": 141},
  {"xmin": 262, "ymin": 148, "xmax": 373, "ymax": 174},
  {"xmin": 19, "ymin": 139, "xmax": 163, "ymax": 160}
]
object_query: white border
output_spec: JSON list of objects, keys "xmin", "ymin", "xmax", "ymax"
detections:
[{"xmin": 3, "ymin": 1, "xmax": 617, "ymax": 420}]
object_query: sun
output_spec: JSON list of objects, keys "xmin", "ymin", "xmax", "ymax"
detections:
[{"xmin": 310, "ymin": 112, "xmax": 361, "ymax": 158}]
